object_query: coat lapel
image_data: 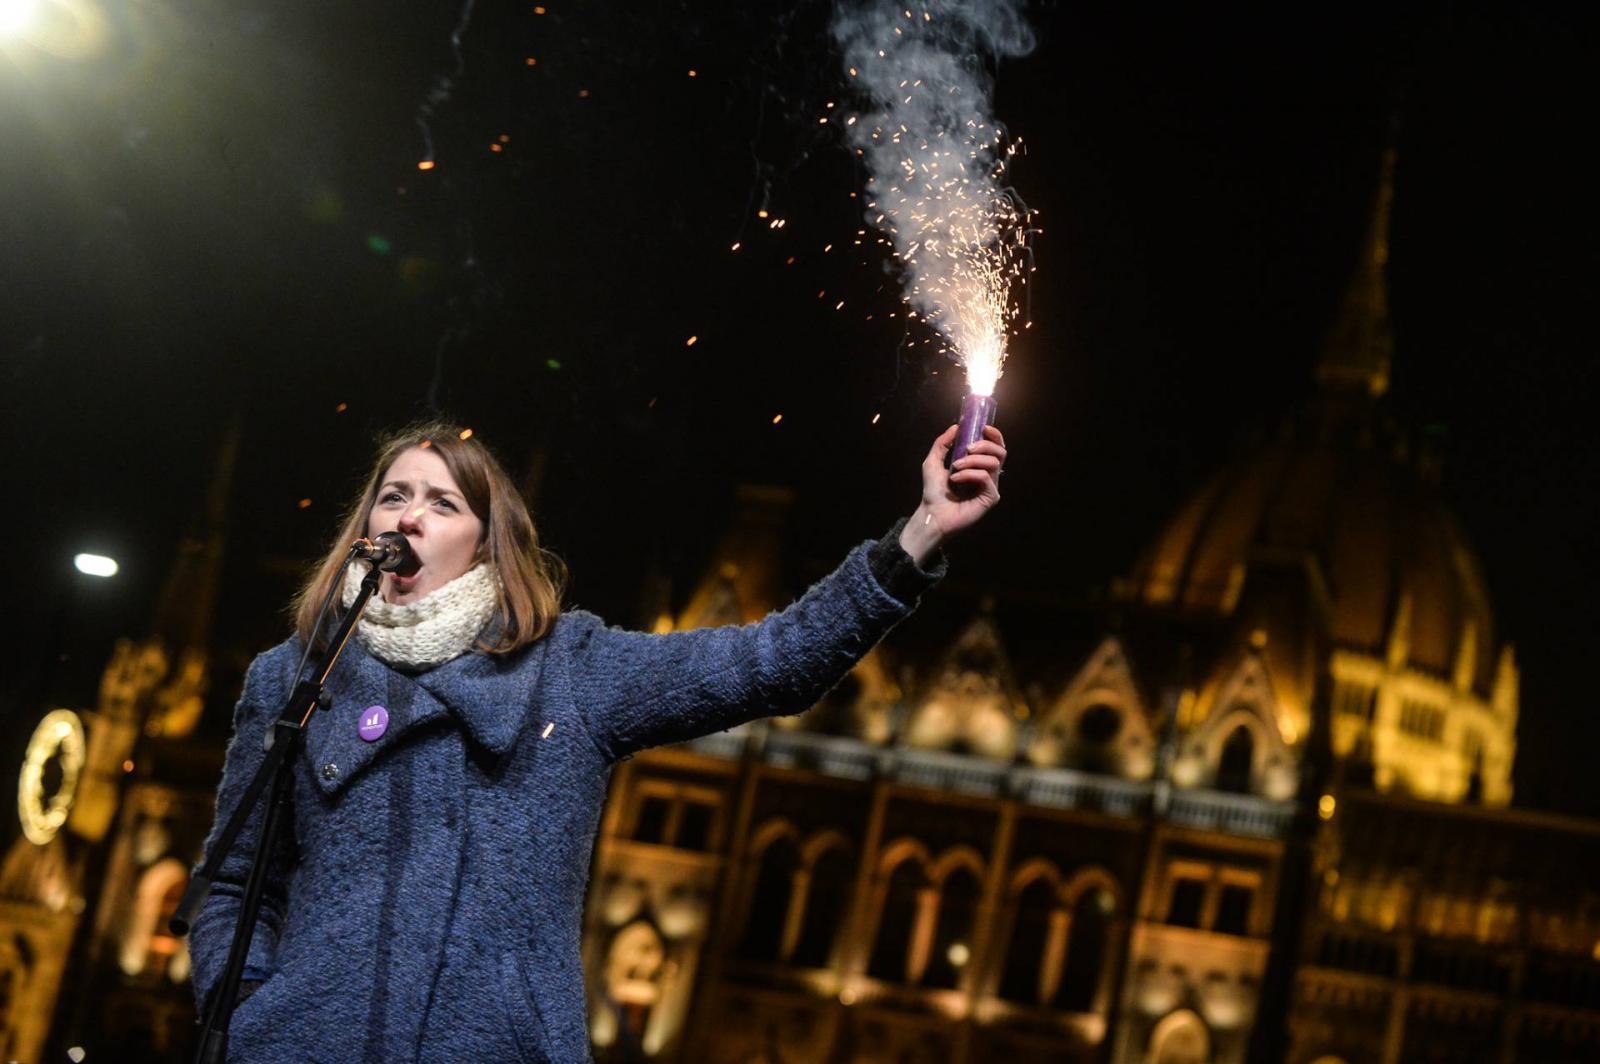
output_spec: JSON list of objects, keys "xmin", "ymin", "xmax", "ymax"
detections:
[
  {"xmin": 306, "ymin": 639, "xmax": 548, "ymax": 798},
  {"xmin": 417, "ymin": 637, "xmax": 547, "ymax": 754}
]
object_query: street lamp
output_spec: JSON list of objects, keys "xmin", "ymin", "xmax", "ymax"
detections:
[{"xmin": 73, "ymin": 553, "xmax": 118, "ymax": 578}]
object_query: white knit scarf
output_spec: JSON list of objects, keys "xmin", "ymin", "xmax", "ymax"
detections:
[{"xmin": 341, "ymin": 561, "xmax": 499, "ymax": 670}]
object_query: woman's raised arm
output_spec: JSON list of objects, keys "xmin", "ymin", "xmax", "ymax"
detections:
[{"xmin": 567, "ymin": 425, "xmax": 1005, "ymax": 761}]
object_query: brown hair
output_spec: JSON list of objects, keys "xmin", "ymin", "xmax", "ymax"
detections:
[{"xmin": 293, "ymin": 421, "xmax": 566, "ymax": 653}]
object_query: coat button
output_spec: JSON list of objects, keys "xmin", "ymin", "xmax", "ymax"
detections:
[{"xmin": 321, "ymin": 762, "xmax": 339, "ymax": 781}]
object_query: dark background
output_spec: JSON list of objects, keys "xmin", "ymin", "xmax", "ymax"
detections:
[{"xmin": 2, "ymin": 3, "xmax": 1594, "ymax": 824}]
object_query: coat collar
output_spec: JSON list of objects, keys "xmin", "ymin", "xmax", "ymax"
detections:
[{"xmin": 306, "ymin": 638, "xmax": 547, "ymax": 797}]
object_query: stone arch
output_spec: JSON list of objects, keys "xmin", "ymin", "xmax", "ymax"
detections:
[
  {"xmin": 1214, "ymin": 717, "xmax": 1258, "ymax": 794},
  {"xmin": 867, "ymin": 847, "xmax": 932, "ymax": 983},
  {"xmin": 1147, "ymin": 1007, "xmax": 1211, "ymax": 1064},
  {"xmin": 866, "ymin": 843, "xmax": 986, "ymax": 988},
  {"xmin": 800, "ymin": 829, "xmax": 851, "ymax": 867},
  {"xmin": 791, "ymin": 832, "xmax": 855, "ymax": 969},
  {"xmin": 747, "ymin": 818, "xmax": 800, "ymax": 858},
  {"xmin": 1008, "ymin": 857, "xmax": 1064, "ymax": 899},
  {"xmin": 737, "ymin": 829, "xmax": 801, "ymax": 962},
  {"xmin": 876, "ymin": 837, "xmax": 934, "ymax": 878},
  {"xmin": 923, "ymin": 861, "xmax": 983, "ymax": 990},
  {"xmin": 997, "ymin": 874, "xmax": 1059, "ymax": 1006},
  {"xmin": 1061, "ymin": 866, "xmax": 1122, "ymax": 911},
  {"xmin": 1055, "ymin": 867, "xmax": 1121, "ymax": 1015},
  {"xmin": 1175, "ymin": 653, "xmax": 1296, "ymax": 798},
  {"xmin": 929, "ymin": 845, "xmax": 985, "ymax": 886},
  {"xmin": 118, "ymin": 857, "xmax": 190, "ymax": 980}
]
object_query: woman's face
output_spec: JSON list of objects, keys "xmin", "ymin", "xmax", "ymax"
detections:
[{"xmin": 366, "ymin": 446, "xmax": 485, "ymax": 605}]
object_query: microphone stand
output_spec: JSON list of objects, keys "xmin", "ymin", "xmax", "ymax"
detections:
[{"xmin": 170, "ymin": 553, "xmax": 383, "ymax": 1064}]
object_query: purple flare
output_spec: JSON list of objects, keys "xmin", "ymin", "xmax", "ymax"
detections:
[{"xmin": 946, "ymin": 392, "xmax": 998, "ymax": 470}]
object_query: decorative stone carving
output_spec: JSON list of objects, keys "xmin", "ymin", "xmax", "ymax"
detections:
[
  {"xmin": 903, "ymin": 617, "xmax": 1021, "ymax": 761},
  {"xmin": 1028, "ymin": 637, "xmax": 1156, "ymax": 778}
]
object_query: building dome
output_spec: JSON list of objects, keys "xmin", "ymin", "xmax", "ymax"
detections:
[
  {"xmin": 1123, "ymin": 146, "xmax": 1517, "ymax": 806},
  {"xmin": 1125, "ymin": 420, "xmax": 1497, "ymax": 698}
]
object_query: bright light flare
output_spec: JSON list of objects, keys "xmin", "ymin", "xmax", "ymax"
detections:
[
  {"xmin": 0, "ymin": 0, "xmax": 110, "ymax": 58},
  {"xmin": 0, "ymin": 0, "xmax": 39, "ymax": 36},
  {"xmin": 74, "ymin": 553, "xmax": 118, "ymax": 578},
  {"xmin": 963, "ymin": 337, "xmax": 1003, "ymax": 398}
]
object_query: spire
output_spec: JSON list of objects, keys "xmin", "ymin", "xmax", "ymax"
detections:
[{"xmin": 1315, "ymin": 144, "xmax": 1396, "ymax": 399}]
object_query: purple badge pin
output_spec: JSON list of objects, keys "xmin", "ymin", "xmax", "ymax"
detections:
[{"xmin": 358, "ymin": 705, "xmax": 389, "ymax": 742}]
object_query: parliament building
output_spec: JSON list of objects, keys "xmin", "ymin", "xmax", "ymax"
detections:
[{"xmin": 5, "ymin": 151, "xmax": 1600, "ymax": 1063}]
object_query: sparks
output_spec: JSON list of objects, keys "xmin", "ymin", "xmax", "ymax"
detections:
[{"xmin": 832, "ymin": 0, "xmax": 1034, "ymax": 398}]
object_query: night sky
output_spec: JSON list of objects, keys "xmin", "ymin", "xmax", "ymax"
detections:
[{"xmin": 3, "ymin": 3, "xmax": 1594, "ymax": 823}]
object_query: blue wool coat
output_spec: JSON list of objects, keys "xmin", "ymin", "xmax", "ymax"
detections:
[{"xmin": 189, "ymin": 537, "xmax": 936, "ymax": 1062}]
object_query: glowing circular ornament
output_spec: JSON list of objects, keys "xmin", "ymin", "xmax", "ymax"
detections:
[{"xmin": 19, "ymin": 709, "xmax": 86, "ymax": 845}]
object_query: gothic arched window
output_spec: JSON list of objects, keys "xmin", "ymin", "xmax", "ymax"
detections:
[
  {"xmin": 923, "ymin": 867, "xmax": 982, "ymax": 990},
  {"xmin": 868, "ymin": 859, "xmax": 929, "ymax": 983},
  {"xmin": 1055, "ymin": 887, "xmax": 1113, "ymax": 1012},
  {"xmin": 738, "ymin": 835, "xmax": 800, "ymax": 962},
  {"xmin": 998, "ymin": 877, "xmax": 1056, "ymax": 1005},
  {"xmin": 1216, "ymin": 723, "xmax": 1255, "ymax": 793},
  {"xmin": 792, "ymin": 845, "xmax": 853, "ymax": 969}
]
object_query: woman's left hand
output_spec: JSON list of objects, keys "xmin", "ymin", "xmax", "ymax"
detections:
[{"xmin": 898, "ymin": 423, "xmax": 1007, "ymax": 566}]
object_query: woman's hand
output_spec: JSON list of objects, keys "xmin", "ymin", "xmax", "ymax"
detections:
[{"xmin": 897, "ymin": 424, "xmax": 1007, "ymax": 566}]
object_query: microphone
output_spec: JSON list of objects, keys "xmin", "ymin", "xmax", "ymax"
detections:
[{"xmin": 352, "ymin": 531, "xmax": 420, "ymax": 575}]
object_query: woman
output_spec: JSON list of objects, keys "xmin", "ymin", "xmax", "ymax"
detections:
[{"xmin": 189, "ymin": 419, "xmax": 1006, "ymax": 1062}]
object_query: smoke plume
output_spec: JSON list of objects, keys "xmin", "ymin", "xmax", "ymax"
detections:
[{"xmin": 831, "ymin": 0, "xmax": 1036, "ymax": 394}]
